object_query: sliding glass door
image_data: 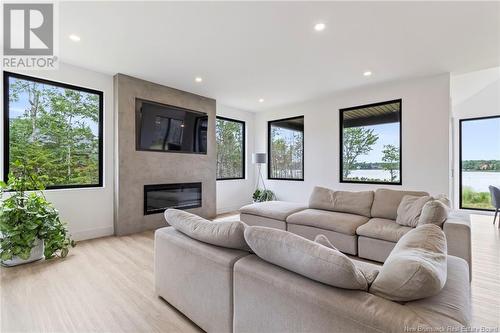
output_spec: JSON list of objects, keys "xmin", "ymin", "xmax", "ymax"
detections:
[{"xmin": 459, "ymin": 115, "xmax": 500, "ymax": 210}]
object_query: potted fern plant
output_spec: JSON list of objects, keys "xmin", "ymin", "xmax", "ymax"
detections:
[
  {"xmin": 252, "ymin": 188, "xmax": 276, "ymax": 202},
  {"xmin": 0, "ymin": 164, "xmax": 75, "ymax": 266}
]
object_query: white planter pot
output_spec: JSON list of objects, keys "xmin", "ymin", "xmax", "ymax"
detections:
[{"xmin": 1, "ymin": 239, "xmax": 44, "ymax": 267}]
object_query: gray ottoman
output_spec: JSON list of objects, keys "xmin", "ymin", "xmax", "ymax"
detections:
[{"xmin": 239, "ymin": 201, "xmax": 306, "ymax": 230}]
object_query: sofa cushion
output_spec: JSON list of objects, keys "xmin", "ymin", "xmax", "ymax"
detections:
[
  {"xmin": 405, "ymin": 256, "xmax": 471, "ymax": 327},
  {"xmin": 239, "ymin": 201, "xmax": 306, "ymax": 221},
  {"xmin": 314, "ymin": 234, "xmax": 337, "ymax": 250},
  {"xmin": 418, "ymin": 196, "xmax": 450, "ymax": 227},
  {"xmin": 244, "ymin": 226, "xmax": 369, "ymax": 290},
  {"xmin": 351, "ymin": 258, "xmax": 381, "ymax": 285},
  {"xmin": 308, "ymin": 186, "xmax": 374, "ymax": 217},
  {"xmin": 369, "ymin": 224, "xmax": 447, "ymax": 301},
  {"xmin": 287, "ymin": 209, "xmax": 369, "ymax": 235},
  {"xmin": 396, "ymin": 195, "xmax": 432, "ymax": 227},
  {"xmin": 371, "ymin": 189, "xmax": 429, "ymax": 220},
  {"xmin": 164, "ymin": 209, "xmax": 250, "ymax": 251},
  {"xmin": 356, "ymin": 218, "xmax": 412, "ymax": 242}
]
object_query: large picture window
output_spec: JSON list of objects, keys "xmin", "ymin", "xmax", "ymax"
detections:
[
  {"xmin": 340, "ymin": 99, "xmax": 402, "ymax": 184},
  {"xmin": 268, "ymin": 116, "xmax": 304, "ymax": 180},
  {"xmin": 459, "ymin": 115, "xmax": 500, "ymax": 211},
  {"xmin": 216, "ymin": 116, "xmax": 245, "ymax": 180},
  {"xmin": 3, "ymin": 72, "xmax": 103, "ymax": 189}
]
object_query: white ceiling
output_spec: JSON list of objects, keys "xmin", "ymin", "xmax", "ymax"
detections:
[{"xmin": 59, "ymin": 1, "xmax": 500, "ymax": 111}]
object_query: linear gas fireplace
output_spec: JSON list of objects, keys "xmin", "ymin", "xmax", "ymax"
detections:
[{"xmin": 144, "ymin": 182, "xmax": 202, "ymax": 215}]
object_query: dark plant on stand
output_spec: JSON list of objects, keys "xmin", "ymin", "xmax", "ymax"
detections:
[
  {"xmin": 0, "ymin": 162, "xmax": 75, "ymax": 266},
  {"xmin": 252, "ymin": 188, "xmax": 276, "ymax": 202}
]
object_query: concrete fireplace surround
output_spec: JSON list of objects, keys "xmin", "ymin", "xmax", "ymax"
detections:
[{"xmin": 113, "ymin": 74, "xmax": 216, "ymax": 235}]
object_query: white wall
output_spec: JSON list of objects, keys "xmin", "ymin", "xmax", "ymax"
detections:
[
  {"xmin": 452, "ymin": 67, "xmax": 500, "ymax": 119},
  {"xmin": 0, "ymin": 63, "xmax": 114, "ymax": 240},
  {"xmin": 451, "ymin": 67, "xmax": 500, "ymax": 211},
  {"xmin": 216, "ymin": 104, "xmax": 256, "ymax": 213},
  {"xmin": 254, "ymin": 74, "xmax": 451, "ymax": 203}
]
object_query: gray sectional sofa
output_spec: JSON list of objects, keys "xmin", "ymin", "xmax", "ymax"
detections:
[
  {"xmin": 155, "ymin": 223, "xmax": 470, "ymax": 333},
  {"xmin": 155, "ymin": 204, "xmax": 472, "ymax": 333},
  {"xmin": 240, "ymin": 187, "xmax": 472, "ymax": 274}
]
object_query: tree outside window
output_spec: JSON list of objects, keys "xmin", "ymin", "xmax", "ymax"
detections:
[
  {"xmin": 340, "ymin": 100, "xmax": 401, "ymax": 184},
  {"xmin": 4, "ymin": 72, "xmax": 103, "ymax": 189},
  {"xmin": 216, "ymin": 117, "xmax": 245, "ymax": 180}
]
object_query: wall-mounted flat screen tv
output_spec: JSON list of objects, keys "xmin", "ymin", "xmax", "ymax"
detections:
[{"xmin": 136, "ymin": 99, "xmax": 208, "ymax": 154}]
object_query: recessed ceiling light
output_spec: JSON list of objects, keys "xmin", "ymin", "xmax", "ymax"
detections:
[
  {"xmin": 314, "ymin": 23, "xmax": 326, "ymax": 32},
  {"xmin": 195, "ymin": 77, "xmax": 203, "ymax": 83},
  {"xmin": 258, "ymin": 98, "xmax": 265, "ymax": 103},
  {"xmin": 363, "ymin": 71, "xmax": 372, "ymax": 76},
  {"xmin": 69, "ymin": 34, "xmax": 80, "ymax": 42}
]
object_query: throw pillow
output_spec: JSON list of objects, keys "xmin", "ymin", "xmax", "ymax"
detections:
[
  {"xmin": 244, "ymin": 226, "xmax": 369, "ymax": 290},
  {"xmin": 164, "ymin": 209, "xmax": 250, "ymax": 251},
  {"xmin": 418, "ymin": 196, "xmax": 450, "ymax": 227},
  {"xmin": 396, "ymin": 195, "xmax": 432, "ymax": 227},
  {"xmin": 369, "ymin": 224, "xmax": 447, "ymax": 301}
]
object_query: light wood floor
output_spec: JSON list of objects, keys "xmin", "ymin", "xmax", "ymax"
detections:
[{"xmin": 1, "ymin": 214, "xmax": 499, "ymax": 332}]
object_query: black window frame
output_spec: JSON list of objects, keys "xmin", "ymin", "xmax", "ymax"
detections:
[
  {"xmin": 339, "ymin": 99, "xmax": 402, "ymax": 185},
  {"xmin": 267, "ymin": 115, "xmax": 305, "ymax": 181},
  {"xmin": 3, "ymin": 71, "xmax": 104, "ymax": 190},
  {"xmin": 216, "ymin": 116, "xmax": 246, "ymax": 181},
  {"xmin": 458, "ymin": 115, "xmax": 500, "ymax": 212}
]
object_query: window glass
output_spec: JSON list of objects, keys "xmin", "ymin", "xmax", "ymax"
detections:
[
  {"xmin": 268, "ymin": 116, "xmax": 304, "ymax": 180},
  {"xmin": 460, "ymin": 116, "xmax": 500, "ymax": 210},
  {"xmin": 216, "ymin": 117, "xmax": 245, "ymax": 180},
  {"xmin": 340, "ymin": 100, "xmax": 401, "ymax": 184},
  {"xmin": 4, "ymin": 72, "xmax": 103, "ymax": 189}
]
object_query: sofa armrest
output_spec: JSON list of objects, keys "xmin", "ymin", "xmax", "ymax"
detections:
[
  {"xmin": 443, "ymin": 217, "xmax": 471, "ymax": 280},
  {"xmin": 155, "ymin": 227, "xmax": 249, "ymax": 333}
]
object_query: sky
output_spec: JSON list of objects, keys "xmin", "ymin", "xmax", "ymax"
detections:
[
  {"xmin": 462, "ymin": 117, "xmax": 500, "ymax": 160},
  {"xmin": 356, "ymin": 123, "xmax": 400, "ymax": 163}
]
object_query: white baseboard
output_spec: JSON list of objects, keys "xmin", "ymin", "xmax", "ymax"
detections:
[{"xmin": 72, "ymin": 225, "xmax": 114, "ymax": 241}]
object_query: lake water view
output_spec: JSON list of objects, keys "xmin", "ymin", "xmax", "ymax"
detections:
[
  {"xmin": 348, "ymin": 170, "xmax": 399, "ymax": 182},
  {"xmin": 348, "ymin": 170, "xmax": 500, "ymax": 192},
  {"xmin": 462, "ymin": 171, "xmax": 500, "ymax": 192}
]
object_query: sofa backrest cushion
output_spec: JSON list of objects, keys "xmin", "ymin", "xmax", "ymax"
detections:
[
  {"xmin": 371, "ymin": 189, "xmax": 429, "ymax": 220},
  {"xmin": 396, "ymin": 195, "xmax": 432, "ymax": 227},
  {"xmin": 418, "ymin": 196, "xmax": 450, "ymax": 228},
  {"xmin": 369, "ymin": 224, "xmax": 447, "ymax": 301},
  {"xmin": 244, "ymin": 226, "xmax": 369, "ymax": 290},
  {"xmin": 164, "ymin": 209, "xmax": 250, "ymax": 251},
  {"xmin": 309, "ymin": 186, "xmax": 374, "ymax": 217}
]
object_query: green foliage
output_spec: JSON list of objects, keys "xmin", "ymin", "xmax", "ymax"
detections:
[
  {"xmin": 252, "ymin": 189, "xmax": 276, "ymax": 202},
  {"xmin": 0, "ymin": 164, "xmax": 75, "ymax": 262},
  {"xmin": 216, "ymin": 119, "xmax": 244, "ymax": 179},
  {"xmin": 270, "ymin": 126, "xmax": 303, "ymax": 179},
  {"xmin": 343, "ymin": 127, "xmax": 379, "ymax": 178},
  {"xmin": 462, "ymin": 160, "xmax": 500, "ymax": 172},
  {"xmin": 462, "ymin": 187, "xmax": 493, "ymax": 210},
  {"xmin": 8, "ymin": 77, "xmax": 100, "ymax": 188},
  {"xmin": 381, "ymin": 144, "xmax": 400, "ymax": 182}
]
